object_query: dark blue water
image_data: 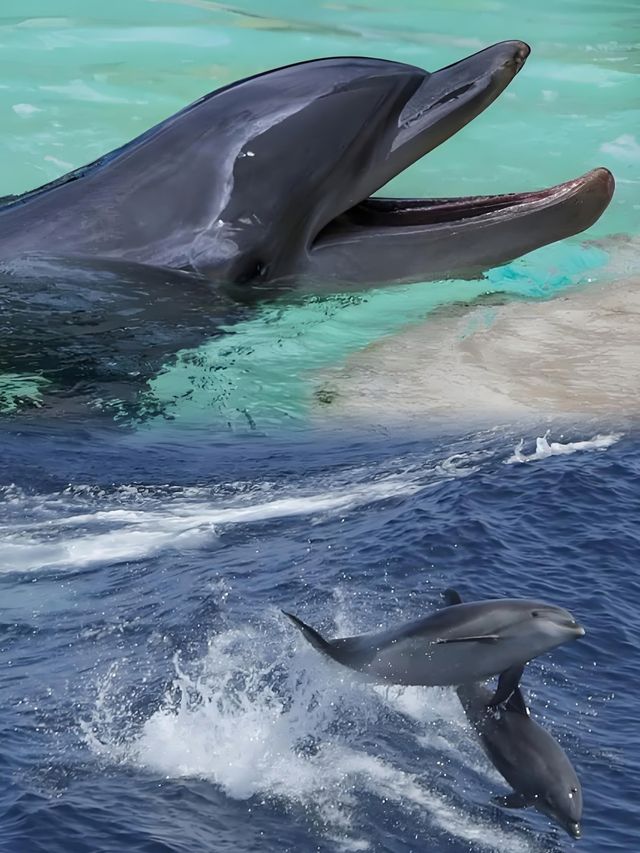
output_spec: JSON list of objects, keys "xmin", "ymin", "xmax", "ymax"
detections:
[{"xmin": 1, "ymin": 421, "xmax": 638, "ymax": 853}]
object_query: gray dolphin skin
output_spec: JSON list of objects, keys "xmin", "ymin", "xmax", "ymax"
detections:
[
  {"xmin": 1, "ymin": 41, "xmax": 613, "ymax": 296},
  {"xmin": 282, "ymin": 595, "xmax": 584, "ymax": 702},
  {"xmin": 0, "ymin": 41, "xmax": 614, "ymax": 403},
  {"xmin": 458, "ymin": 681, "xmax": 583, "ymax": 838},
  {"xmin": 446, "ymin": 591, "xmax": 582, "ymax": 840}
]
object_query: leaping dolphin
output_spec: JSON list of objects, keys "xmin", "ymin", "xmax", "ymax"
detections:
[
  {"xmin": 458, "ymin": 681, "xmax": 583, "ymax": 838},
  {"xmin": 283, "ymin": 593, "xmax": 584, "ymax": 705},
  {"xmin": 446, "ymin": 591, "xmax": 583, "ymax": 839},
  {"xmin": 0, "ymin": 41, "xmax": 614, "ymax": 402}
]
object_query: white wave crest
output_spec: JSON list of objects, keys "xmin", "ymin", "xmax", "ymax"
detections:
[
  {"xmin": 0, "ymin": 448, "xmax": 483, "ymax": 574},
  {"xmin": 506, "ymin": 431, "xmax": 622, "ymax": 464}
]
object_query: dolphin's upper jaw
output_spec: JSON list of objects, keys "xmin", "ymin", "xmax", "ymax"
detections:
[
  {"xmin": 300, "ymin": 40, "xmax": 533, "ymax": 255},
  {"xmin": 391, "ymin": 40, "xmax": 529, "ymax": 157},
  {"xmin": 300, "ymin": 39, "xmax": 614, "ymax": 288}
]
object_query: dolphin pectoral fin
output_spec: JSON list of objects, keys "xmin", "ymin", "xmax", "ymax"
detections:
[
  {"xmin": 282, "ymin": 610, "xmax": 334, "ymax": 658},
  {"xmin": 504, "ymin": 686, "xmax": 530, "ymax": 717},
  {"xmin": 435, "ymin": 635, "xmax": 499, "ymax": 644},
  {"xmin": 442, "ymin": 588, "xmax": 463, "ymax": 606},
  {"xmin": 488, "ymin": 664, "xmax": 525, "ymax": 707},
  {"xmin": 492, "ymin": 793, "xmax": 530, "ymax": 810}
]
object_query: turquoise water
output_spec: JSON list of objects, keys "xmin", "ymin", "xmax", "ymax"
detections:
[
  {"xmin": 1, "ymin": 0, "xmax": 638, "ymax": 427},
  {"xmin": 2, "ymin": 6, "xmax": 640, "ymax": 853}
]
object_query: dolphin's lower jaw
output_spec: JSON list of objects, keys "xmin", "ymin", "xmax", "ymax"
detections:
[
  {"xmin": 567, "ymin": 821, "xmax": 581, "ymax": 839},
  {"xmin": 1, "ymin": 41, "xmax": 615, "ymax": 300},
  {"xmin": 295, "ymin": 167, "xmax": 615, "ymax": 291},
  {"xmin": 536, "ymin": 805, "xmax": 582, "ymax": 839}
]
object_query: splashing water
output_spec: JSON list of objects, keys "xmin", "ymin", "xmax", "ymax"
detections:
[
  {"xmin": 507, "ymin": 431, "xmax": 623, "ymax": 464},
  {"xmin": 82, "ymin": 615, "xmax": 541, "ymax": 853}
]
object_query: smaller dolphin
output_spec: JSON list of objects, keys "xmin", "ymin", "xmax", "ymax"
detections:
[
  {"xmin": 446, "ymin": 590, "xmax": 583, "ymax": 839},
  {"xmin": 283, "ymin": 593, "xmax": 584, "ymax": 705}
]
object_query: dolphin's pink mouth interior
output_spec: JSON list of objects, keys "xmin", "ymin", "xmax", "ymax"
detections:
[
  {"xmin": 314, "ymin": 169, "xmax": 613, "ymax": 245},
  {"xmin": 349, "ymin": 186, "xmax": 566, "ymax": 226}
]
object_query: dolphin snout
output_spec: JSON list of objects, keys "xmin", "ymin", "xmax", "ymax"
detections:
[
  {"xmin": 568, "ymin": 821, "xmax": 581, "ymax": 839},
  {"xmin": 486, "ymin": 40, "xmax": 530, "ymax": 78},
  {"xmin": 564, "ymin": 616, "xmax": 585, "ymax": 638},
  {"xmin": 507, "ymin": 41, "xmax": 530, "ymax": 73},
  {"xmin": 562, "ymin": 621, "xmax": 585, "ymax": 640},
  {"xmin": 591, "ymin": 165, "xmax": 616, "ymax": 198}
]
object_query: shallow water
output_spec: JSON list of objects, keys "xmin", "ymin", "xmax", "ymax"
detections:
[
  {"xmin": 1, "ymin": 1, "xmax": 640, "ymax": 852},
  {"xmin": 1, "ymin": 0, "xmax": 639, "ymax": 427},
  {"xmin": 312, "ymin": 270, "xmax": 640, "ymax": 429}
]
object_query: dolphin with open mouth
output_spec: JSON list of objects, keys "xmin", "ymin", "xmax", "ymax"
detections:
[
  {"xmin": 0, "ymin": 40, "xmax": 614, "ymax": 292},
  {"xmin": 0, "ymin": 41, "xmax": 614, "ymax": 401}
]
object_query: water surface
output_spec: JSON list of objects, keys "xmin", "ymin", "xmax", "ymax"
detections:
[{"xmin": 1, "ymin": 2, "xmax": 639, "ymax": 852}]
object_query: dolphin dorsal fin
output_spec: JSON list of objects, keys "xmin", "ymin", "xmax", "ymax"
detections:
[{"xmin": 442, "ymin": 588, "xmax": 463, "ymax": 606}]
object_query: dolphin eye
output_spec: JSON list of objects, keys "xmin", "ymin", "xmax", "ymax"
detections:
[
  {"xmin": 236, "ymin": 259, "xmax": 269, "ymax": 284},
  {"xmin": 531, "ymin": 610, "xmax": 540, "ymax": 618}
]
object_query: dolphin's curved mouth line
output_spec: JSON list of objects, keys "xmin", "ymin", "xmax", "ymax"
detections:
[
  {"xmin": 0, "ymin": 40, "xmax": 614, "ymax": 294},
  {"xmin": 314, "ymin": 169, "xmax": 611, "ymax": 247},
  {"xmin": 299, "ymin": 39, "xmax": 613, "ymax": 278}
]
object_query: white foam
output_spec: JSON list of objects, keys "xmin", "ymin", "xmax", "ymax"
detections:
[
  {"xmin": 82, "ymin": 618, "xmax": 541, "ymax": 853},
  {"xmin": 506, "ymin": 431, "xmax": 622, "ymax": 464},
  {"xmin": 12, "ymin": 103, "xmax": 42, "ymax": 117},
  {"xmin": 0, "ymin": 445, "xmax": 486, "ymax": 574},
  {"xmin": 84, "ymin": 623, "xmax": 372, "ymax": 840},
  {"xmin": 0, "ymin": 475, "xmax": 424, "ymax": 573}
]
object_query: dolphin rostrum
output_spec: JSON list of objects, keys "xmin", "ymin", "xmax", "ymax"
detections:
[
  {"xmin": 283, "ymin": 593, "xmax": 584, "ymax": 705},
  {"xmin": 0, "ymin": 41, "xmax": 614, "ymax": 294},
  {"xmin": 445, "ymin": 590, "xmax": 583, "ymax": 839},
  {"xmin": 0, "ymin": 41, "xmax": 614, "ymax": 402}
]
